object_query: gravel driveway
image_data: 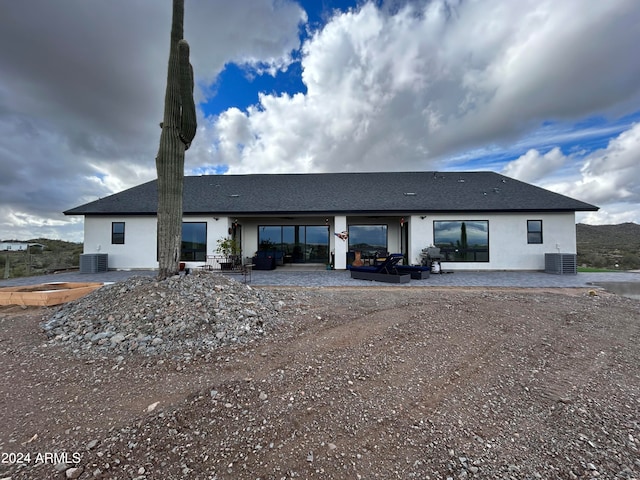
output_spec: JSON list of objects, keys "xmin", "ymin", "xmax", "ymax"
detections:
[{"xmin": 1, "ymin": 272, "xmax": 639, "ymax": 479}]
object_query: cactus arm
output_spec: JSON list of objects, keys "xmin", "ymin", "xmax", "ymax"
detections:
[{"xmin": 178, "ymin": 39, "xmax": 197, "ymax": 149}]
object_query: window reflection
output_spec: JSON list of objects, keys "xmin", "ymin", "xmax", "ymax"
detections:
[
  {"xmin": 258, "ymin": 225, "xmax": 329, "ymax": 263},
  {"xmin": 348, "ymin": 225, "xmax": 388, "ymax": 257},
  {"xmin": 527, "ymin": 220, "xmax": 543, "ymax": 244},
  {"xmin": 433, "ymin": 221, "xmax": 489, "ymax": 262},
  {"xmin": 181, "ymin": 222, "xmax": 207, "ymax": 261},
  {"xmin": 111, "ymin": 222, "xmax": 125, "ymax": 245}
]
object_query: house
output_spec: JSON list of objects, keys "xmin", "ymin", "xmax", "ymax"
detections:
[
  {"xmin": 63, "ymin": 171, "xmax": 598, "ymax": 271},
  {"xmin": 0, "ymin": 242, "xmax": 45, "ymax": 252}
]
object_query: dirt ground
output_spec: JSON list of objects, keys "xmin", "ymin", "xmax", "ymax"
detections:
[{"xmin": 1, "ymin": 286, "xmax": 639, "ymax": 479}]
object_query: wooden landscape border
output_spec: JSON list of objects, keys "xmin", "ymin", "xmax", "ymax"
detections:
[{"xmin": 0, "ymin": 282, "xmax": 103, "ymax": 307}]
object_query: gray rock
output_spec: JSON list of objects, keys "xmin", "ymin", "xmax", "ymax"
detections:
[
  {"xmin": 65, "ymin": 467, "xmax": 84, "ymax": 479},
  {"xmin": 86, "ymin": 439, "xmax": 99, "ymax": 450},
  {"xmin": 110, "ymin": 333, "xmax": 126, "ymax": 344},
  {"xmin": 90, "ymin": 332, "xmax": 110, "ymax": 343}
]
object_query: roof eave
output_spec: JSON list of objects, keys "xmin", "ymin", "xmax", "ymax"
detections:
[{"xmin": 68, "ymin": 206, "xmax": 599, "ymax": 216}]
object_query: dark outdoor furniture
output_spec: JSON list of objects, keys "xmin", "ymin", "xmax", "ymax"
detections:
[
  {"xmin": 252, "ymin": 251, "xmax": 277, "ymax": 270},
  {"xmin": 370, "ymin": 252, "xmax": 390, "ymax": 266},
  {"xmin": 396, "ymin": 265, "xmax": 430, "ymax": 279},
  {"xmin": 350, "ymin": 253, "xmax": 410, "ymax": 283}
]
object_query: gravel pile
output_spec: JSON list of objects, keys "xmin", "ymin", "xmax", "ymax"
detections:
[
  {"xmin": 40, "ymin": 271, "xmax": 294, "ymax": 357},
  {"xmin": 2, "ymin": 286, "xmax": 638, "ymax": 479}
]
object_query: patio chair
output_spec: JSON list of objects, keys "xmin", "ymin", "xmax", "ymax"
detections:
[{"xmin": 350, "ymin": 253, "xmax": 410, "ymax": 283}]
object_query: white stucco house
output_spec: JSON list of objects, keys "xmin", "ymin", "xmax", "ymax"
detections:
[
  {"xmin": 64, "ymin": 171, "xmax": 598, "ymax": 271},
  {"xmin": 0, "ymin": 242, "xmax": 45, "ymax": 252}
]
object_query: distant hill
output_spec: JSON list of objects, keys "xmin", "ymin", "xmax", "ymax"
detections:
[
  {"xmin": 1, "ymin": 238, "xmax": 82, "ymax": 279},
  {"xmin": 577, "ymin": 222, "xmax": 640, "ymax": 269}
]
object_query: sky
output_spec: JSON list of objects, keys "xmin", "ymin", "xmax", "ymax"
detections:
[{"xmin": 1, "ymin": 0, "xmax": 639, "ymax": 243}]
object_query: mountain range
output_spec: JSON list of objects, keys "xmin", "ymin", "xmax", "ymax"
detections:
[{"xmin": 576, "ymin": 222, "xmax": 640, "ymax": 270}]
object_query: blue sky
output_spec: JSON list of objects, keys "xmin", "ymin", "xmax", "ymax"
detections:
[
  {"xmin": 1, "ymin": 0, "xmax": 639, "ymax": 242},
  {"xmin": 201, "ymin": 0, "xmax": 354, "ymax": 116},
  {"xmin": 204, "ymin": 61, "xmax": 306, "ymax": 116}
]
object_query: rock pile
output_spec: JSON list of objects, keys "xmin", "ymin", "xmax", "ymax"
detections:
[{"xmin": 40, "ymin": 271, "xmax": 291, "ymax": 357}]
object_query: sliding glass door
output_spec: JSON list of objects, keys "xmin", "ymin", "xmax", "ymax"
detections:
[{"xmin": 258, "ymin": 225, "xmax": 329, "ymax": 263}]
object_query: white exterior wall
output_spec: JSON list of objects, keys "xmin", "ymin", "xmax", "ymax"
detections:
[
  {"xmin": 242, "ymin": 220, "xmax": 259, "ymax": 260},
  {"xmin": 83, "ymin": 211, "xmax": 577, "ymax": 271},
  {"xmin": 408, "ymin": 212, "xmax": 576, "ymax": 270},
  {"xmin": 0, "ymin": 242, "xmax": 30, "ymax": 251},
  {"xmin": 407, "ymin": 216, "xmax": 427, "ymax": 265},
  {"xmin": 84, "ymin": 216, "xmax": 158, "ymax": 269},
  {"xmin": 207, "ymin": 217, "xmax": 233, "ymax": 261},
  {"xmin": 84, "ymin": 215, "xmax": 235, "ymax": 270}
]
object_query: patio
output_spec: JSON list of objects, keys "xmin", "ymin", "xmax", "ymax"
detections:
[{"xmin": 1, "ymin": 268, "xmax": 639, "ymax": 294}]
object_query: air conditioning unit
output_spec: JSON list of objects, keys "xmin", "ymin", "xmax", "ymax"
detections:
[
  {"xmin": 79, "ymin": 253, "xmax": 108, "ymax": 273},
  {"xmin": 545, "ymin": 253, "xmax": 577, "ymax": 275}
]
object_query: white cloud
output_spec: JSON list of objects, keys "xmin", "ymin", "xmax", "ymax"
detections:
[
  {"xmin": 501, "ymin": 147, "xmax": 566, "ymax": 184},
  {"xmin": 578, "ymin": 207, "xmax": 639, "ymax": 226},
  {"xmin": 563, "ymin": 123, "xmax": 640, "ymax": 204},
  {"xmin": 210, "ymin": 0, "xmax": 640, "ymax": 178},
  {"xmin": 515, "ymin": 123, "xmax": 640, "ymax": 224},
  {"xmin": 0, "ymin": 0, "xmax": 305, "ymax": 241},
  {"xmin": 188, "ymin": 0, "xmax": 306, "ymax": 88}
]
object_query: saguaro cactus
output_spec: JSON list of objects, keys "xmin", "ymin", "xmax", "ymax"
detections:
[{"xmin": 156, "ymin": 0, "xmax": 197, "ymax": 280}]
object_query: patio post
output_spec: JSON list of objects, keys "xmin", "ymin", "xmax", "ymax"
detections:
[{"xmin": 333, "ymin": 216, "xmax": 348, "ymax": 270}]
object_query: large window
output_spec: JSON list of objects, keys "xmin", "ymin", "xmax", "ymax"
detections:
[
  {"xmin": 348, "ymin": 225, "xmax": 388, "ymax": 256},
  {"xmin": 527, "ymin": 220, "xmax": 543, "ymax": 244},
  {"xmin": 111, "ymin": 222, "xmax": 125, "ymax": 244},
  {"xmin": 258, "ymin": 226, "xmax": 283, "ymax": 251},
  {"xmin": 181, "ymin": 222, "xmax": 207, "ymax": 261},
  {"xmin": 434, "ymin": 220, "xmax": 489, "ymax": 262},
  {"xmin": 258, "ymin": 225, "xmax": 329, "ymax": 263}
]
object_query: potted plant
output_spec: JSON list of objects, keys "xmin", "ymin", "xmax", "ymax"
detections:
[{"xmin": 215, "ymin": 237, "xmax": 240, "ymax": 270}]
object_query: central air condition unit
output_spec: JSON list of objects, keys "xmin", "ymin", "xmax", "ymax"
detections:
[{"xmin": 79, "ymin": 253, "xmax": 108, "ymax": 273}]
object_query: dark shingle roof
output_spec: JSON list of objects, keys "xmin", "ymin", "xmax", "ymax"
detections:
[{"xmin": 63, "ymin": 171, "xmax": 598, "ymax": 216}]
